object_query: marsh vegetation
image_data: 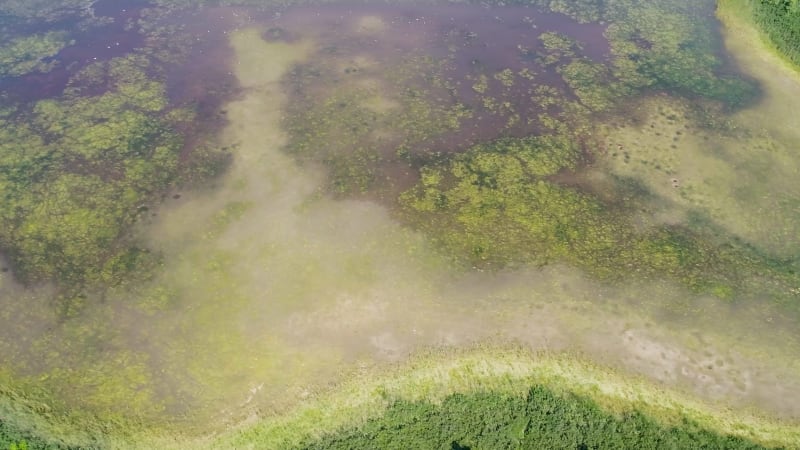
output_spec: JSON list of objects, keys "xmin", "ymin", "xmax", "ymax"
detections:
[{"xmin": 1, "ymin": 0, "xmax": 799, "ymax": 448}]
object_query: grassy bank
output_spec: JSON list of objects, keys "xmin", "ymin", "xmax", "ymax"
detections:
[
  {"xmin": 210, "ymin": 347, "xmax": 800, "ymax": 449},
  {"xmin": 3, "ymin": 347, "xmax": 799, "ymax": 449},
  {"xmin": 718, "ymin": 0, "xmax": 800, "ymax": 72},
  {"xmin": 0, "ymin": 376, "xmax": 191, "ymax": 449}
]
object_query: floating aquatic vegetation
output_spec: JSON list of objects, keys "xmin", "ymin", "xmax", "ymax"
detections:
[{"xmin": 0, "ymin": 32, "xmax": 72, "ymax": 78}]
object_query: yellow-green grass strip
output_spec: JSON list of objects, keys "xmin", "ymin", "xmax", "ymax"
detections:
[{"xmin": 207, "ymin": 344, "xmax": 800, "ymax": 449}]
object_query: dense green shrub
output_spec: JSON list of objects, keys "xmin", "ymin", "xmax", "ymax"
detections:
[
  {"xmin": 299, "ymin": 385, "xmax": 773, "ymax": 449},
  {"xmin": 0, "ymin": 420, "xmax": 69, "ymax": 450},
  {"xmin": 745, "ymin": 0, "xmax": 800, "ymax": 66}
]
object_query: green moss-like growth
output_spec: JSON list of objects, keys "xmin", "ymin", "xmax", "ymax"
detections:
[
  {"xmin": 545, "ymin": 0, "xmax": 604, "ymax": 23},
  {"xmin": 299, "ymin": 385, "xmax": 774, "ymax": 450},
  {"xmin": 400, "ymin": 133, "xmax": 800, "ymax": 303},
  {"xmin": 558, "ymin": 59, "xmax": 619, "ymax": 111},
  {"xmin": 284, "ymin": 56, "xmax": 470, "ymax": 195},
  {"xmin": 605, "ymin": 3, "xmax": 758, "ymax": 106},
  {"xmin": 0, "ymin": 55, "xmax": 180, "ymax": 290},
  {"xmin": 400, "ymin": 134, "xmax": 592, "ymax": 266},
  {"xmin": 493, "ymin": 68, "xmax": 516, "ymax": 87},
  {"xmin": 0, "ymin": 31, "xmax": 71, "ymax": 77},
  {"xmin": 521, "ymin": 0, "xmax": 759, "ymax": 108},
  {"xmin": 286, "ymin": 88, "xmax": 384, "ymax": 193},
  {"xmin": 0, "ymin": 0, "xmax": 92, "ymax": 24},
  {"xmin": 538, "ymin": 31, "xmax": 580, "ymax": 59}
]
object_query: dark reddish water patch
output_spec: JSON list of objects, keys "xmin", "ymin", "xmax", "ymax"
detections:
[
  {"xmin": 93, "ymin": 0, "xmax": 148, "ymax": 20},
  {"xmin": 158, "ymin": 7, "xmax": 255, "ymax": 159},
  {"xmin": 162, "ymin": 7, "xmax": 248, "ymax": 107},
  {"xmin": 273, "ymin": 2, "xmax": 608, "ymax": 62},
  {"xmin": 273, "ymin": 2, "xmax": 609, "ymax": 161},
  {"xmin": 0, "ymin": 0, "xmax": 147, "ymax": 102},
  {"xmin": 258, "ymin": 2, "xmax": 613, "ymax": 197}
]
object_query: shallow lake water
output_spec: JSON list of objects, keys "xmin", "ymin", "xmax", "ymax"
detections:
[{"xmin": 1, "ymin": 0, "xmax": 799, "ymax": 440}]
